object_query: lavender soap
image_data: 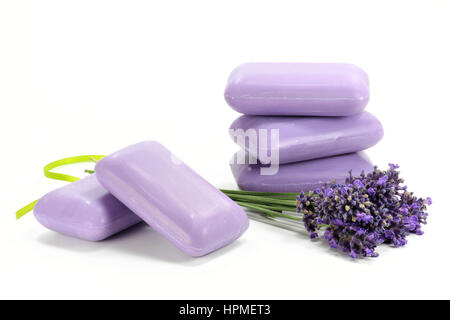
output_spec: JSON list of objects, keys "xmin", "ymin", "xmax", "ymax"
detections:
[
  {"xmin": 229, "ymin": 111, "xmax": 383, "ymax": 165},
  {"xmin": 230, "ymin": 152, "xmax": 373, "ymax": 193},
  {"xmin": 95, "ymin": 141, "xmax": 249, "ymax": 257},
  {"xmin": 34, "ymin": 174, "xmax": 142, "ymax": 241},
  {"xmin": 225, "ymin": 63, "xmax": 370, "ymax": 116}
]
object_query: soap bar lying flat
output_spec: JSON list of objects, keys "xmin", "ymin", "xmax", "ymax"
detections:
[
  {"xmin": 229, "ymin": 111, "xmax": 383, "ymax": 164},
  {"xmin": 230, "ymin": 152, "xmax": 373, "ymax": 193},
  {"xmin": 225, "ymin": 63, "xmax": 369, "ymax": 116},
  {"xmin": 95, "ymin": 141, "xmax": 249, "ymax": 257},
  {"xmin": 34, "ymin": 174, "xmax": 141, "ymax": 241}
]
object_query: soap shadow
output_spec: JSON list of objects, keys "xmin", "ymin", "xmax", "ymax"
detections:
[
  {"xmin": 104, "ymin": 223, "xmax": 195, "ymax": 264},
  {"xmin": 107, "ymin": 223, "xmax": 245, "ymax": 265},
  {"xmin": 37, "ymin": 232, "xmax": 103, "ymax": 253},
  {"xmin": 104, "ymin": 224, "xmax": 204, "ymax": 265},
  {"xmin": 37, "ymin": 223, "xmax": 243, "ymax": 266}
]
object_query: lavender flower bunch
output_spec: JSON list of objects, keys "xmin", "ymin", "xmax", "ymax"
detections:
[{"xmin": 296, "ymin": 164, "xmax": 431, "ymax": 258}]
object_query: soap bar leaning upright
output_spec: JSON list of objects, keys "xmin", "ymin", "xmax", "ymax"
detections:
[
  {"xmin": 34, "ymin": 174, "xmax": 142, "ymax": 241},
  {"xmin": 95, "ymin": 141, "xmax": 249, "ymax": 257},
  {"xmin": 225, "ymin": 63, "xmax": 370, "ymax": 116}
]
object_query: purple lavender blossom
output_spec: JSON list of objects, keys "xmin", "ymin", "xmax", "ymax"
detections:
[
  {"xmin": 296, "ymin": 164, "xmax": 431, "ymax": 259},
  {"xmin": 353, "ymin": 179, "xmax": 364, "ymax": 189},
  {"xmin": 377, "ymin": 175, "xmax": 388, "ymax": 185},
  {"xmin": 329, "ymin": 239, "xmax": 338, "ymax": 249}
]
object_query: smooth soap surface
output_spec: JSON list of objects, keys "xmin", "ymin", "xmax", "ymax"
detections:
[
  {"xmin": 34, "ymin": 174, "xmax": 142, "ymax": 241},
  {"xmin": 229, "ymin": 111, "xmax": 383, "ymax": 164},
  {"xmin": 230, "ymin": 152, "xmax": 373, "ymax": 193},
  {"xmin": 95, "ymin": 141, "xmax": 249, "ymax": 257},
  {"xmin": 225, "ymin": 63, "xmax": 370, "ymax": 116}
]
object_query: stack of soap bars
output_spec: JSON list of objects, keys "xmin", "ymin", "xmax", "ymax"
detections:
[{"xmin": 225, "ymin": 63, "xmax": 383, "ymax": 192}]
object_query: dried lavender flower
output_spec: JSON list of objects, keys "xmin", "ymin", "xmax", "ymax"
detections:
[{"xmin": 296, "ymin": 164, "xmax": 431, "ymax": 259}]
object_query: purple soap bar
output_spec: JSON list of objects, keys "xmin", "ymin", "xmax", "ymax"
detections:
[
  {"xmin": 229, "ymin": 111, "xmax": 383, "ymax": 164},
  {"xmin": 34, "ymin": 174, "xmax": 141, "ymax": 241},
  {"xmin": 230, "ymin": 152, "xmax": 373, "ymax": 193},
  {"xmin": 225, "ymin": 63, "xmax": 369, "ymax": 116},
  {"xmin": 95, "ymin": 141, "xmax": 249, "ymax": 257}
]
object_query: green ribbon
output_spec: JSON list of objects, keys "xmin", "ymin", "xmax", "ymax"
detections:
[{"xmin": 15, "ymin": 155, "xmax": 106, "ymax": 219}]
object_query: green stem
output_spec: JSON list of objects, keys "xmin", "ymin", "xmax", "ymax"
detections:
[
  {"xmin": 225, "ymin": 193, "xmax": 297, "ymax": 207},
  {"xmin": 235, "ymin": 201, "xmax": 278, "ymax": 218},
  {"xmin": 245, "ymin": 202, "xmax": 297, "ymax": 213},
  {"xmin": 235, "ymin": 201, "xmax": 302, "ymax": 222},
  {"xmin": 220, "ymin": 189, "xmax": 298, "ymax": 199}
]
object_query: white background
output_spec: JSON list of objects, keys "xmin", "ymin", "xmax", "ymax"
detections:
[{"xmin": 1, "ymin": 0, "xmax": 449, "ymax": 299}]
